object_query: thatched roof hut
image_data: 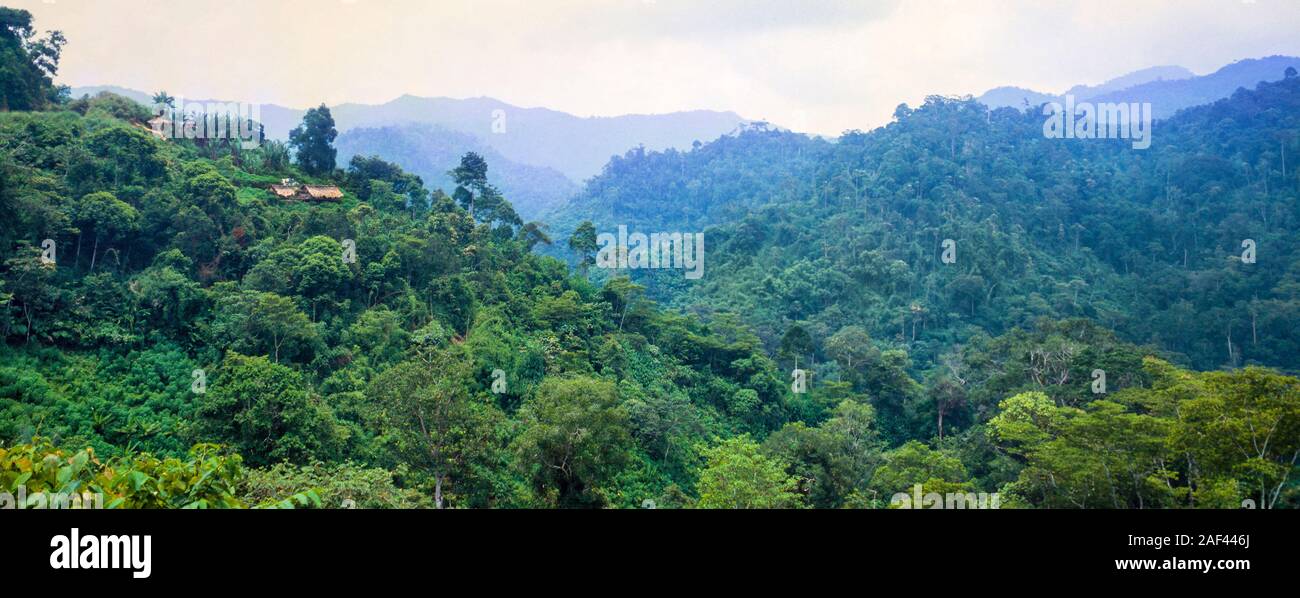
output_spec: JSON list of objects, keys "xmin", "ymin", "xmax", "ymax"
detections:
[
  {"xmin": 267, "ymin": 184, "xmax": 344, "ymax": 202},
  {"xmin": 269, "ymin": 184, "xmax": 299, "ymax": 199},
  {"xmin": 303, "ymin": 185, "xmax": 344, "ymax": 201}
]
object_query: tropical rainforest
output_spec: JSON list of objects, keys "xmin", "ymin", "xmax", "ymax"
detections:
[{"xmin": 2, "ymin": 7, "xmax": 1299, "ymax": 509}]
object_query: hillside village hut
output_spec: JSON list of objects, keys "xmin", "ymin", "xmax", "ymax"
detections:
[
  {"xmin": 268, "ymin": 184, "xmax": 299, "ymax": 199},
  {"xmin": 303, "ymin": 185, "xmax": 344, "ymax": 202},
  {"xmin": 266, "ymin": 184, "xmax": 344, "ymax": 202}
]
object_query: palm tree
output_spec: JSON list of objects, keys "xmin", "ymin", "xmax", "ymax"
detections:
[{"xmin": 151, "ymin": 91, "xmax": 175, "ymax": 110}]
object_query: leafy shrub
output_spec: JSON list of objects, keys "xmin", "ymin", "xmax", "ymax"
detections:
[
  {"xmin": 0, "ymin": 438, "xmax": 320, "ymax": 509},
  {"xmin": 240, "ymin": 461, "xmax": 428, "ymax": 509}
]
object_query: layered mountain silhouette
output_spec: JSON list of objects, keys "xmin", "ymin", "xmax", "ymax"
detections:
[
  {"xmin": 334, "ymin": 124, "xmax": 578, "ymax": 220},
  {"xmin": 977, "ymin": 55, "xmax": 1299, "ymax": 118},
  {"xmin": 70, "ymin": 55, "xmax": 1299, "ymax": 222},
  {"xmin": 70, "ymin": 86, "xmax": 749, "ymax": 217},
  {"xmin": 70, "ymin": 86, "xmax": 747, "ymax": 184}
]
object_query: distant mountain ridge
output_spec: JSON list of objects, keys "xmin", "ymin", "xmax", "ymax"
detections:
[
  {"xmin": 976, "ymin": 65, "xmax": 1194, "ymax": 110},
  {"xmin": 320, "ymin": 95, "xmax": 749, "ymax": 183},
  {"xmin": 335, "ymin": 124, "xmax": 578, "ymax": 220},
  {"xmin": 1062, "ymin": 65, "xmax": 1194, "ymax": 99},
  {"xmin": 976, "ymin": 56, "xmax": 1299, "ymax": 118},
  {"xmin": 68, "ymin": 86, "xmax": 749, "ymax": 183},
  {"xmin": 1087, "ymin": 56, "xmax": 1300, "ymax": 118}
]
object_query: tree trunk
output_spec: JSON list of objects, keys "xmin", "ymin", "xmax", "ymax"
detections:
[
  {"xmin": 435, "ymin": 475, "xmax": 444, "ymax": 509},
  {"xmin": 1226, "ymin": 328, "xmax": 1234, "ymax": 367},
  {"xmin": 89, "ymin": 235, "xmax": 100, "ymax": 272}
]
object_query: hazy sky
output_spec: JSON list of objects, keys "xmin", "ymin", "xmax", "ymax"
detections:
[{"xmin": 14, "ymin": 0, "xmax": 1300, "ymax": 135}]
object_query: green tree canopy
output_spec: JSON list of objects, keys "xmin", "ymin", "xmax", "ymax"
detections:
[
  {"xmin": 288, "ymin": 103, "xmax": 338, "ymax": 175},
  {"xmin": 695, "ymin": 435, "xmax": 804, "ymax": 509},
  {"xmin": 0, "ymin": 8, "xmax": 65, "ymax": 111}
]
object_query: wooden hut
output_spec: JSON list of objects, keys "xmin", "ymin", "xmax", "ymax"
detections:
[
  {"xmin": 266, "ymin": 184, "xmax": 344, "ymax": 202},
  {"xmin": 303, "ymin": 185, "xmax": 344, "ymax": 202},
  {"xmin": 268, "ymin": 184, "xmax": 299, "ymax": 199}
]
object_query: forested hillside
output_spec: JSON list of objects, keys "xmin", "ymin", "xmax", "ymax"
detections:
[
  {"xmin": 0, "ymin": 87, "xmax": 823, "ymax": 507},
  {"xmin": 2, "ymin": 8, "xmax": 1299, "ymax": 509},
  {"xmin": 560, "ymin": 74, "xmax": 1300, "ymax": 376}
]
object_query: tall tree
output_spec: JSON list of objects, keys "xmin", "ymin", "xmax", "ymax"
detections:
[
  {"xmin": 73, "ymin": 191, "xmax": 139, "ymax": 272},
  {"xmin": 568, "ymin": 221, "xmax": 599, "ymax": 275},
  {"xmin": 779, "ymin": 324, "xmax": 814, "ymax": 370},
  {"xmin": 288, "ymin": 103, "xmax": 338, "ymax": 175},
  {"xmin": 367, "ymin": 351, "xmax": 495, "ymax": 509},
  {"xmin": 449, "ymin": 152, "xmax": 490, "ymax": 219},
  {"xmin": 0, "ymin": 8, "xmax": 66, "ymax": 111},
  {"xmin": 210, "ymin": 290, "xmax": 319, "ymax": 363}
]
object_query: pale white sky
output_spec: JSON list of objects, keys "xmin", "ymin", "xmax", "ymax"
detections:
[{"xmin": 14, "ymin": 0, "xmax": 1300, "ymax": 135}]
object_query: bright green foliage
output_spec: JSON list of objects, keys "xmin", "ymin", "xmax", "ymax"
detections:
[
  {"xmin": 2, "ymin": 23, "xmax": 1300, "ymax": 508},
  {"xmin": 1171, "ymin": 365, "xmax": 1300, "ymax": 508},
  {"xmin": 0, "ymin": 438, "xmax": 318, "ymax": 509},
  {"xmin": 0, "ymin": 345, "xmax": 196, "ymax": 458},
  {"xmin": 695, "ymin": 435, "xmax": 803, "ymax": 509},
  {"xmin": 867, "ymin": 440, "xmax": 971, "ymax": 504},
  {"xmin": 987, "ymin": 391, "xmax": 1061, "ymax": 453},
  {"xmin": 240, "ymin": 461, "xmax": 427, "ymax": 509},
  {"xmin": 568, "ymin": 220, "xmax": 598, "ymax": 274},
  {"xmin": 988, "ymin": 360, "xmax": 1300, "ymax": 508}
]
